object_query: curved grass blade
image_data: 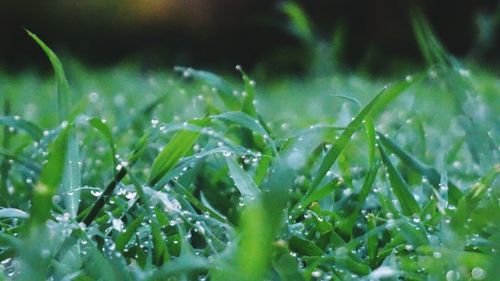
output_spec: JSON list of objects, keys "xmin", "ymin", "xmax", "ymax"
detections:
[
  {"xmin": 236, "ymin": 66, "xmax": 257, "ymax": 117},
  {"xmin": 27, "ymin": 30, "xmax": 81, "ymax": 218},
  {"xmin": 25, "ymin": 29, "xmax": 70, "ymax": 120},
  {"xmin": 0, "ymin": 147, "xmax": 41, "ymax": 174},
  {"xmin": 377, "ymin": 133, "xmax": 463, "ymax": 204},
  {"xmin": 174, "ymin": 67, "xmax": 240, "ymax": 110},
  {"xmin": 0, "ymin": 208, "xmax": 29, "ymax": 219},
  {"xmin": 0, "ymin": 116, "xmax": 43, "ymax": 140},
  {"xmin": 226, "ymin": 157, "xmax": 260, "ymax": 201},
  {"xmin": 152, "ymin": 146, "xmax": 253, "ymax": 190},
  {"xmin": 312, "ymin": 87, "xmax": 386, "ymax": 188},
  {"xmin": 370, "ymin": 73, "xmax": 423, "ymax": 118},
  {"xmin": 378, "ymin": 140, "xmax": 420, "ymax": 216},
  {"xmin": 281, "ymin": 1, "xmax": 313, "ymax": 43},
  {"xmin": 148, "ymin": 119, "xmax": 208, "ymax": 186},
  {"xmin": 89, "ymin": 117, "xmax": 117, "ymax": 168},
  {"xmin": 213, "ymin": 111, "xmax": 277, "ymax": 154}
]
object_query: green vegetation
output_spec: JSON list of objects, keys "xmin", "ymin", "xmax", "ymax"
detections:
[{"xmin": 0, "ymin": 9, "xmax": 499, "ymax": 281}]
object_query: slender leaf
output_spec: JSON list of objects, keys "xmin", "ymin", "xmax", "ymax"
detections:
[
  {"xmin": 27, "ymin": 30, "xmax": 81, "ymax": 218},
  {"xmin": 0, "ymin": 208, "xmax": 29, "ymax": 219},
  {"xmin": 226, "ymin": 157, "xmax": 260, "ymax": 200},
  {"xmin": 378, "ymin": 140, "xmax": 421, "ymax": 216},
  {"xmin": 0, "ymin": 116, "xmax": 43, "ymax": 140},
  {"xmin": 312, "ymin": 87, "xmax": 386, "ymax": 188},
  {"xmin": 115, "ymin": 214, "xmax": 145, "ymax": 252},
  {"xmin": 30, "ymin": 128, "xmax": 68, "ymax": 224},
  {"xmin": 377, "ymin": 132, "xmax": 463, "ymax": 204},
  {"xmin": 148, "ymin": 121, "xmax": 206, "ymax": 186}
]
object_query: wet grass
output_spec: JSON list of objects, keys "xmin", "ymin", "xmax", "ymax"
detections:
[{"xmin": 0, "ymin": 17, "xmax": 499, "ymax": 281}]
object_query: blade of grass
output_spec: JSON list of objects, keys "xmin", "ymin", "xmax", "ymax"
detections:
[
  {"xmin": 0, "ymin": 147, "xmax": 41, "ymax": 174},
  {"xmin": 450, "ymin": 165, "xmax": 499, "ymax": 232},
  {"xmin": 0, "ymin": 116, "xmax": 43, "ymax": 140},
  {"xmin": 377, "ymin": 133, "xmax": 463, "ymax": 204},
  {"xmin": 370, "ymin": 73, "xmax": 424, "ymax": 118},
  {"xmin": 312, "ymin": 87, "xmax": 386, "ymax": 188},
  {"xmin": 281, "ymin": 1, "xmax": 314, "ymax": 43},
  {"xmin": 378, "ymin": 140, "xmax": 421, "ymax": 216},
  {"xmin": 148, "ymin": 119, "xmax": 208, "ymax": 186},
  {"xmin": 235, "ymin": 66, "xmax": 257, "ymax": 117},
  {"xmin": 226, "ymin": 157, "xmax": 260, "ymax": 201},
  {"xmin": 174, "ymin": 67, "xmax": 240, "ymax": 110},
  {"xmin": 29, "ymin": 128, "xmax": 68, "ymax": 225},
  {"xmin": 0, "ymin": 208, "xmax": 29, "ymax": 219},
  {"xmin": 115, "ymin": 214, "xmax": 145, "ymax": 252},
  {"xmin": 89, "ymin": 117, "xmax": 117, "ymax": 168},
  {"xmin": 27, "ymin": 30, "xmax": 81, "ymax": 218},
  {"xmin": 213, "ymin": 111, "xmax": 277, "ymax": 154}
]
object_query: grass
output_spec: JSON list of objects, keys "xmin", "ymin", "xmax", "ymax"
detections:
[{"xmin": 0, "ymin": 12, "xmax": 499, "ymax": 281}]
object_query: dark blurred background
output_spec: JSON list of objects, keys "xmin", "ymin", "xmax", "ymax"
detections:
[{"xmin": 1, "ymin": 0, "xmax": 499, "ymax": 75}]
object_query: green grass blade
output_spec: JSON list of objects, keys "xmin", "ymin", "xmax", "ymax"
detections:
[
  {"xmin": 290, "ymin": 178, "xmax": 340, "ymax": 221},
  {"xmin": 377, "ymin": 133, "xmax": 463, "ymax": 204},
  {"xmin": 236, "ymin": 66, "xmax": 257, "ymax": 117},
  {"xmin": 89, "ymin": 117, "xmax": 117, "ymax": 167},
  {"xmin": 225, "ymin": 201, "xmax": 273, "ymax": 281},
  {"xmin": 151, "ymin": 221, "xmax": 170, "ymax": 265},
  {"xmin": 148, "ymin": 123, "xmax": 204, "ymax": 186},
  {"xmin": 365, "ymin": 117, "xmax": 377, "ymax": 166},
  {"xmin": 25, "ymin": 29, "xmax": 70, "ymax": 120},
  {"xmin": 370, "ymin": 73, "xmax": 423, "ymax": 118},
  {"xmin": 115, "ymin": 214, "xmax": 145, "ymax": 252},
  {"xmin": 30, "ymin": 128, "xmax": 68, "ymax": 224},
  {"xmin": 450, "ymin": 165, "xmax": 500, "ymax": 232},
  {"xmin": 0, "ymin": 116, "xmax": 43, "ymax": 140},
  {"xmin": 226, "ymin": 157, "xmax": 260, "ymax": 200},
  {"xmin": 312, "ymin": 87, "xmax": 386, "ymax": 188},
  {"xmin": 281, "ymin": 2, "xmax": 314, "ymax": 43},
  {"xmin": 171, "ymin": 181, "xmax": 228, "ymax": 224},
  {"xmin": 289, "ymin": 236, "xmax": 324, "ymax": 256},
  {"xmin": 0, "ymin": 147, "xmax": 41, "ymax": 174},
  {"xmin": 174, "ymin": 67, "xmax": 241, "ymax": 110},
  {"xmin": 378, "ymin": 140, "xmax": 421, "ymax": 216},
  {"xmin": 411, "ymin": 9, "xmax": 450, "ymax": 66},
  {"xmin": 0, "ymin": 208, "xmax": 29, "ymax": 219},
  {"xmin": 213, "ymin": 111, "xmax": 277, "ymax": 154},
  {"xmin": 27, "ymin": 30, "xmax": 81, "ymax": 218},
  {"xmin": 62, "ymin": 128, "xmax": 81, "ymax": 218}
]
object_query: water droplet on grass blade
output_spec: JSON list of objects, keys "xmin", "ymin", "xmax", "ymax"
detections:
[
  {"xmin": 471, "ymin": 267, "xmax": 486, "ymax": 280},
  {"xmin": 90, "ymin": 190, "xmax": 102, "ymax": 197}
]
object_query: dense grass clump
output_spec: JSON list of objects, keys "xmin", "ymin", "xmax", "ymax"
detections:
[{"xmin": 0, "ymin": 19, "xmax": 499, "ymax": 281}]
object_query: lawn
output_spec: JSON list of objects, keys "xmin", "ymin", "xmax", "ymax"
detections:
[{"xmin": 0, "ymin": 12, "xmax": 499, "ymax": 281}]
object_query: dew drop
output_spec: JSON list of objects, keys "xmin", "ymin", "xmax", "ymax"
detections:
[
  {"xmin": 90, "ymin": 190, "xmax": 102, "ymax": 197},
  {"xmin": 471, "ymin": 267, "xmax": 486, "ymax": 280}
]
